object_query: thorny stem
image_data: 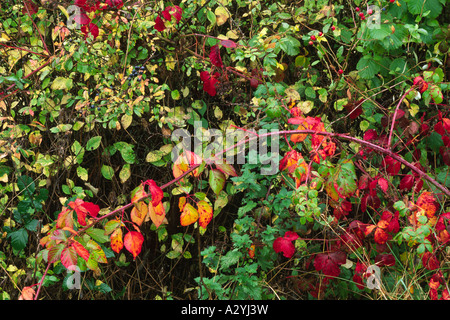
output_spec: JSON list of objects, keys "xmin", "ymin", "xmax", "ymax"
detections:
[{"xmin": 34, "ymin": 127, "xmax": 449, "ymax": 299}]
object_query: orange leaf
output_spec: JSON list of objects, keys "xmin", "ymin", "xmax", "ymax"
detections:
[
  {"xmin": 180, "ymin": 203, "xmax": 199, "ymax": 226},
  {"xmin": 148, "ymin": 201, "xmax": 166, "ymax": 228},
  {"xmin": 416, "ymin": 191, "xmax": 439, "ymax": 218},
  {"xmin": 124, "ymin": 231, "xmax": 144, "ymax": 259},
  {"xmin": 110, "ymin": 228, "xmax": 124, "ymax": 253},
  {"xmin": 248, "ymin": 244, "xmax": 256, "ymax": 259},
  {"xmin": 19, "ymin": 286, "xmax": 36, "ymax": 300},
  {"xmin": 198, "ymin": 200, "xmax": 213, "ymax": 228},
  {"xmin": 72, "ymin": 240, "xmax": 90, "ymax": 262},
  {"xmin": 131, "ymin": 201, "xmax": 148, "ymax": 226}
]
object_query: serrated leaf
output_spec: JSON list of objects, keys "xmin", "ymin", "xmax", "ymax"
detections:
[
  {"xmin": 61, "ymin": 246, "xmax": 77, "ymax": 268},
  {"xmin": 72, "ymin": 240, "xmax": 90, "ymax": 262}
]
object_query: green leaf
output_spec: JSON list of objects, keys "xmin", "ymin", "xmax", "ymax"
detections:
[
  {"xmin": 357, "ymin": 56, "xmax": 381, "ymax": 79},
  {"xmin": 209, "ymin": 169, "xmax": 226, "ymax": 196},
  {"xmin": 17, "ymin": 175, "xmax": 35, "ymax": 195},
  {"xmin": 86, "ymin": 136, "xmax": 102, "ymax": 151},
  {"xmin": 86, "ymin": 228, "xmax": 110, "ymax": 243},
  {"xmin": 9, "ymin": 228, "xmax": 28, "ymax": 251},
  {"xmin": 119, "ymin": 164, "xmax": 131, "ymax": 183},
  {"xmin": 101, "ymin": 165, "xmax": 114, "ymax": 180}
]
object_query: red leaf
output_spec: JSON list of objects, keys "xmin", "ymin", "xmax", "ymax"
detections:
[
  {"xmin": 75, "ymin": 0, "xmax": 101, "ymax": 12},
  {"xmin": 146, "ymin": 179, "xmax": 164, "ymax": 206},
  {"xmin": 22, "ymin": 0, "xmax": 38, "ymax": 16},
  {"xmin": 61, "ymin": 246, "xmax": 78, "ymax": 269},
  {"xmin": 422, "ymin": 252, "xmax": 439, "ymax": 270},
  {"xmin": 200, "ymin": 71, "xmax": 220, "ymax": 96},
  {"xmin": 74, "ymin": 12, "xmax": 90, "ymax": 25},
  {"xmin": 399, "ymin": 175, "xmax": 414, "ymax": 190},
  {"xmin": 106, "ymin": 0, "xmax": 123, "ymax": 9},
  {"xmin": 154, "ymin": 15, "xmax": 166, "ymax": 32},
  {"xmin": 377, "ymin": 177, "xmax": 388, "ymax": 192},
  {"xmin": 81, "ymin": 22, "xmax": 99, "ymax": 39},
  {"xmin": 220, "ymin": 39, "xmax": 237, "ymax": 48},
  {"xmin": 273, "ymin": 231, "xmax": 299, "ymax": 258},
  {"xmin": 375, "ymin": 254, "xmax": 395, "ymax": 266},
  {"xmin": 314, "ymin": 251, "xmax": 347, "ymax": 278},
  {"xmin": 81, "ymin": 202, "xmax": 100, "ymax": 217},
  {"xmin": 209, "ymin": 45, "xmax": 223, "ymax": 68},
  {"xmin": 72, "ymin": 241, "xmax": 90, "ymax": 262},
  {"xmin": 68, "ymin": 199, "xmax": 88, "ymax": 226},
  {"xmin": 124, "ymin": 231, "xmax": 144, "ymax": 259},
  {"xmin": 363, "ymin": 129, "xmax": 378, "ymax": 141}
]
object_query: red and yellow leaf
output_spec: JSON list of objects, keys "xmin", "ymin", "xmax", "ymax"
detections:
[
  {"xmin": 131, "ymin": 184, "xmax": 147, "ymax": 204},
  {"xmin": 124, "ymin": 231, "xmax": 144, "ymax": 259},
  {"xmin": 110, "ymin": 228, "xmax": 124, "ymax": 254},
  {"xmin": 61, "ymin": 246, "xmax": 78, "ymax": 268},
  {"xmin": 198, "ymin": 200, "xmax": 213, "ymax": 228},
  {"xmin": 173, "ymin": 151, "xmax": 202, "ymax": 179},
  {"xmin": 178, "ymin": 196, "xmax": 187, "ymax": 211},
  {"xmin": 71, "ymin": 240, "xmax": 90, "ymax": 262},
  {"xmin": 180, "ymin": 203, "xmax": 199, "ymax": 226},
  {"xmin": 56, "ymin": 207, "xmax": 73, "ymax": 229},
  {"xmin": 148, "ymin": 202, "xmax": 166, "ymax": 228},
  {"xmin": 131, "ymin": 201, "xmax": 148, "ymax": 226},
  {"xmin": 215, "ymin": 161, "xmax": 238, "ymax": 177}
]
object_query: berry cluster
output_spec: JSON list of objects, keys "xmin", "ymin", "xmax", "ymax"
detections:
[{"xmin": 127, "ymin": 65, "xmax": 145, "ymax": 84}]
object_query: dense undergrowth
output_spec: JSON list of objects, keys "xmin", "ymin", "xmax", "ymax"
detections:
[{"xmin": 0, "ymin": 0, "xmax": 450, "ymax": 300}]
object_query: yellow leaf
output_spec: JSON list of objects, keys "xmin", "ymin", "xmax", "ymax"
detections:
[
  {"xmin": 215, "ymin": 6, "xmax": 230, "ymax": 26},
  {"xmin": 180, "ymin": 203, "xmax": 199, "ymax": 226}
]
